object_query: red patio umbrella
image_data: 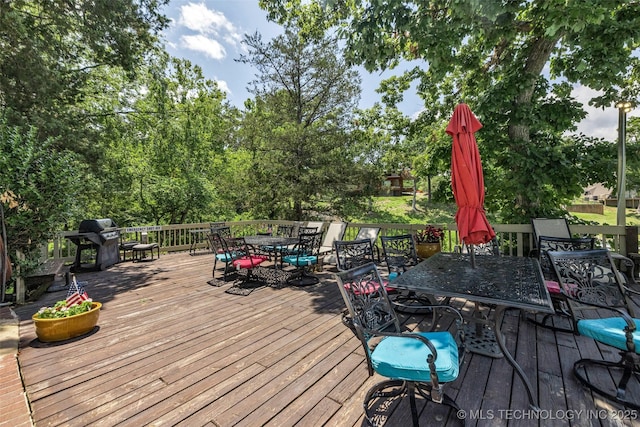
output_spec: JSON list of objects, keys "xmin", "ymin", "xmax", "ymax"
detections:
[{"xmin": 447, "ymin": 103, "xmax": 495, "ymax": 264}]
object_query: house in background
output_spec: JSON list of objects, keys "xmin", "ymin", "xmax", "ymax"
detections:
[
  {"xmin": 583, "ymin": 183, "xmax": 612, "ymax": 201},
  {"xmin": 381, "ymin": 170, "xmax": 415, "ymax": 196}
]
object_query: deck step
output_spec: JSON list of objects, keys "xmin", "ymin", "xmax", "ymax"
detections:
[{"xmin": 26, "ymin": 259, "xmax": 67, "ymax": 300}]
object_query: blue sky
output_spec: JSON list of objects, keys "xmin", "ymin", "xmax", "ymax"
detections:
[{"xmin": 160, "ymin": 0, "xmax": 631, "ymax": 140}]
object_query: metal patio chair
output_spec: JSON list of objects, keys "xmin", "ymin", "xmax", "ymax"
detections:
[
  {"xmin": 380, "ymin": 234, "xmax": 435, "ymax": 314},
  {"xmin": 335, "ymin": 262, "xmax": 465, "ymax": 426},
  {"xmin": 334, "ymin": 239, "xmax": 377, "ymax": 272},
  {"xmin": 548, "ymin": 249, "xmax": 640, "ymax": 410},
  {"xmin": 282, "ymin": 231, "xmax": 324, "ymax": 286},
  {"xmin": 207, "ymin": 232, "xmax": 244, "ymax": 284},
  {"xmin": 526, "ymin": 236, "xmax": 595, "ymax": 332},
  {"xmin": 224, "ymin": 236, "xmax": 270, "ymax": 295}
]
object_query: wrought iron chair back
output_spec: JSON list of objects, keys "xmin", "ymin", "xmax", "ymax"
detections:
[
  {"xmin": 548, "ymin": 249, "xmax": 636, "ymax": 319},
  {"xmin": 275, "ymin": 224, "xmax": 295, "ymax": 237},
  {"xmin": 334, "ymin": 239, "xmax": 375, "ymax": 271},
  {"xmin": 282, "ymin": 231, "xmax": 324, "ymax": 286},
  {"xmin": 526, "ymin": 237, "xmax": 595, "ymax": 332},
  {"xmin": 538, "ymin": 236, "xmax": 595, "ymax": 282},
  {"xmin": 210, "ymin": 226, "xmax": 231, "ymax": 239},
  {"xmin": 209, "ymin": 222, "xmax": 226, "ymax": 233},
  {"xmin": 455, "ymin": 237, "xmax": 500, "ymax": 256},
  {"xmin": 546, "ymin": 249, "xmax": 640, "ymax": 409},
  {"xmin": 207, "ymin": 232, "xmax": 243, "ymax": 283},
  {"xmin": 296, "ymin": 226, "xmax": 319, "ymax": 237},
  {"xmin": 469, "ymin": 237, "xmax": 500, "ymax": 256},
  {"xmin": 335, "ymin": 262, "xmax": 465, "ymax": 426},
  {"xmin": 380, "ymin": 234, "xmax": 419, "ymax": 277}
]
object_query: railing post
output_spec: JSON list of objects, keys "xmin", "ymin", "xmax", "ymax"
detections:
[
  {"xmin": 625, "ymin": 225, "xmax": 638, "ymax": 256},
  {"xmin": 15, "ymin": 250, "xmax": 25, "ymax": 304}
]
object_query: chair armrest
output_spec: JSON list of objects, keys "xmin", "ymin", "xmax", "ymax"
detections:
[
  {"xmin": 358, "ymin": 304, "xmax": 465, "ymax": 353},
  {"xmin": 564, "ymin": 292, "xmax": 637, "ymax": 329}
]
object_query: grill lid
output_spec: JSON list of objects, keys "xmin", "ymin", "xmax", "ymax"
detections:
[{"xmin": 79, "ymin": 218, "xmax": 118, "ymax": 234}]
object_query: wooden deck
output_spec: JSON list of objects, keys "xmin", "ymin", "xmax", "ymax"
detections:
[{"xmin": 12, "ymin": 251, "xmax": 639, "ymax": 427}]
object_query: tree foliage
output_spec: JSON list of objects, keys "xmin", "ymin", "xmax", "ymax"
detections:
[
  {"xmin": 102, "ymin": 56, "xmax": 236, "ymax": 225},
  {"xmin": 0, "ymin": 0, "xmax": 169, "ymax": 152},
  {"xmin": 235, "ymin": 27, "xmax": 371, "ymax": 220},
  {"xmin": 0, "ymin": 118, "xmax": 84, "ymax": 270},
  {"xmin": 260, "ymin": 0, "xmax": 640, "ymax": 222},
  {"xmin": 0, "ymin": 0, "xmax": 169, "ymax": 273}
]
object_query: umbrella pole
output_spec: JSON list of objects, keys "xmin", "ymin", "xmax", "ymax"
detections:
[{"xmin": 470, "ymin": 245, "xmax": 476, "ymax": 268}]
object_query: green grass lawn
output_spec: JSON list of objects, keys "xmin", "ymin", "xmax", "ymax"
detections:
[
  {"xmin": 352, "ymin": 195, "xmax": 456, "ymax": 225},
  {"xmin": 572, "ymin": 205, "xmax": 640, "ymax": 226},
  {"xmin": 353, "ymin": 195, "xmax": 640, "ymax": 226}
]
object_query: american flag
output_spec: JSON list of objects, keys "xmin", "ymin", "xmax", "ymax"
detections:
[{"xmin": 66, "ymin": 277, "xmax": 90, "ymax": 307}]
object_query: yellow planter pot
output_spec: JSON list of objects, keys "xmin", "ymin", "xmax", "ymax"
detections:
[
  {"xmin": 416, "ymin": 242, "xmax": 441, "ymax": 259},
  {"xmin": 32, "ymin": 302, "xmax": 101, "ymax": 342}
]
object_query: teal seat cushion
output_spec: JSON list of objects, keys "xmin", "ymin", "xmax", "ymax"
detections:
[
  {"xmin": 260, "ymin": 245, "xmax": 285, "ymax": 252},
  {"xmin": 371, "ymin": 331, "xmax": 459, "ymax": 383},
  {"xmin": 215, "ymin": 251, "xmax": 241, "ymax": 262},
  {"xmin": 282, "ymin": 255, "xmax": 317, "ymax": 266},
  {"xmin": 577, "ymin": 317, "xmax": 640, "ymax": 352}
]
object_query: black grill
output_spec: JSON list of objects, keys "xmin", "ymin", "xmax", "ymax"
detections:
[{"xmin": 69, "ymin": 218, "xmax": 120, "ymax": 271}]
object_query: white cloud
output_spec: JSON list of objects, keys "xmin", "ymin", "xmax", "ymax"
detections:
[
  {"xmin": 174, "ymin": 2, "xmax": 245, "ymax": 62},
  {"xmin": 572, "ymin": 85, "xmax": 639, "ymax": 140},
  {"xmin": 215, "ymin": 79, "xmax": 231, "ymax": 94},
  {"xmin": 571, "ymin": 85, "xmax": 616, "ymax": 139},
  {"xmin": 181, "ymin": 34, "xmax": 226, "ymax": 60}
]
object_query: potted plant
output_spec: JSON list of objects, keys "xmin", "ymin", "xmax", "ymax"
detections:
[
  {"xmin": 31, "ymin": 280, "xmax": 100, "ymax": 342},
  {"xmin": 414, "ymin": 224, "xmax": 444, "ymax": 259}
]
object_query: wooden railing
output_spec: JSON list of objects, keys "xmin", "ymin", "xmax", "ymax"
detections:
[{"xmin": 47, "ymin": 220, "xmax": 637, "ymax": 262}]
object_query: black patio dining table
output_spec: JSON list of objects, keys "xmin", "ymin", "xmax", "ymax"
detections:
[
  {"xmin": 244, "ymin": 235, "xmax": 298, "ymax": 265},
  {"xmin": 234, "ymin": 235, "xmax": 299, "ymax": 287},
  {"xmin": 389, "ymin": 251, "xmax": 554, "ymax": 410}
]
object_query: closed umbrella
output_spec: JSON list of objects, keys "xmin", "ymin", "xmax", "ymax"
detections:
[{"xmin": 447, "ymin": 103, "xmax": 495, "ymax": 267}]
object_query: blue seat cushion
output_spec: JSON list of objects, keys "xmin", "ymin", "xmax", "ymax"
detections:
[
  {"xmin": 282, "ymin": 255, "xmax": 317, "ymax": 266},
  {"xmin": 578, "ymin": 317, "xmax": 640, "ymax": 352},
  {"xmin": 215, "ymin": 251, "xmax": 241, "ymax": 262},
  {"xmin": 260, "ymin": 245, "xmax": 285, "ymax": 252},
  {"xmin": 371, "ymin": 331, "xmax": 459, "ymax": 383}
]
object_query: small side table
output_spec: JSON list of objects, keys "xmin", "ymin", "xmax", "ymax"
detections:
[
  {"xmin": 120, "ymin": 241, "xmax": 139, "ymax": 262},
  {"xmin": 132, "ymin": 243, "xmax": 160, "ymax": 261}
]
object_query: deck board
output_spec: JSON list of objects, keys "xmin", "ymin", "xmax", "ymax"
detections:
[{"xmin": 11, "ymin": 251, "xmax": 637, "ymax": 426}]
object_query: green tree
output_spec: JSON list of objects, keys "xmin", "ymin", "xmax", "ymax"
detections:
[
  {"xmin": 235, "ymin": 28, "xmax": 369, "ymax": 220},
  {"xmin": 0, "ymin": 0, "xmax": 169, "ymax": 150},
  {"xmin": 0, "ymin": 117, "xmax": 84, "ymax": 276},
  {"xmin": 260, "ymin": 0, "xmax": 640, "ymax": 222},
  {"xmin": 0, "ymin": 0, "xmax": 171, "ymax": 231},
  {"xmin": 103, "ymin": 56, "xmax": 236, "ymax": 225},
  {"xmin": 624, "ymin": 116, "xmax": 640, "ymax": 199}
]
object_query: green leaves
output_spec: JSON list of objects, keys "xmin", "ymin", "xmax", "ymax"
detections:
[{"xmin": 259, "ymin": 0, "xmax": 640, "ymax": 221}]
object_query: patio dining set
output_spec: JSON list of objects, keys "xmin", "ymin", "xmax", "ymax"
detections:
[
  {"xmin": 203, "ymin": 217, "xmax": 640, "ymax": 426},
  {"xmin": 205, "ymin": 221, "xmax": 381, "ymax": 294}
]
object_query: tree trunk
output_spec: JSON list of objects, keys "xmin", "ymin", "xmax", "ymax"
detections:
[
  {"xmin": 508, "ymin": 35, "xmax": 560, "ymax": 214},
  {"xmin": 412, "ymin": 181, "xmax": 417, "ymax": 211}
]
